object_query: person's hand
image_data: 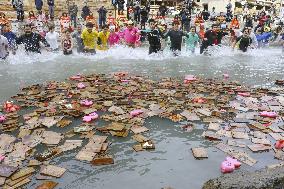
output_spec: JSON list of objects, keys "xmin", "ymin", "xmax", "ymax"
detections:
[{"xmin": 204, "ymin": 38, "xmax": 208, "ymax": 41}]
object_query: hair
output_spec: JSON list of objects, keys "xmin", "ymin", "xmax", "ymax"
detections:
[
  {"xmin": 25, "ymin": 24, "xmax": 33, "ymax": 28},
  {"xmin": 212, "ymin": 24, "xmax": 219, "ymax": 28},
  {"xmin": 172, "ymin": 21, "xmax": 179, "ymax": 26},
  {"xmin": 148, "ymin": 18, "xmax": 155, "ymax": 23},
  {"xmin": 190, "ymin": 26, "xmax": 196, "ymax": 30},
  {"xmin": 49, "ymin": 25, "xmax": 55, "ymax": 31},
  {"xmin": 243, "ymin": 28, "xmax": 249, "ymax": 33},
  {"xmin": 86, "ymin": 22, "xmax": 94, "ymax": 28},
  {"xmin": 64, "ymin": 29, "xmax": 71, "ymax": 34}
]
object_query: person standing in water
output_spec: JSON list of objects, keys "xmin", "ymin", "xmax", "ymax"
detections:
[
  {"xmin": 45, "ymin": 25, "xmax": 59, "ymax": 51},
  {"xmin": 164, "ymin": 21, "xmax": 188, "ymax": 56},
  {"xmin": 232, "ymin": 28, "xmax": 252, "ymax": 52},
  {"xmin": 184, "ymin": 26, "xmax": 199, "ymax": 54},
  {"xmin": 72, "ymin": 25, "xmax": 84, "ymax": 53},
  {"xmin": 61, "ymin": 29, "xmax": 73, "ymax": 55},
  {"xmin": 200, "ymin": 24, "xmax": 218, "ymax": 54},
  {"xmin": 97, "ymin": 25, "xmax": 110, "ymax": 50},
  {"xmin": 15, "ymin": 24, "xmax": 50, "ymax": 53},
  {"xmin": 108, "ymin": 26, "xmax": 120, "ymax": 47},
  {"xmin": 122, "ymin": 20, "xmax": 140, "ymax": 48},
  {"xmin": 81, "ymin": 22, "xmax": 98, "ymax": 54},
  {"xmin": 0, "ymin": 29, "xmax": 9, "ymax": 59},
  {"xmin": 147, "ymin": 19, "xmax": 163, "ymax": 54}
]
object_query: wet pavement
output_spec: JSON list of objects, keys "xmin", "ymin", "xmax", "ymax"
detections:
[{"xmin": 0, "ymin": 46, "xmax": 283, "ymax": 189}]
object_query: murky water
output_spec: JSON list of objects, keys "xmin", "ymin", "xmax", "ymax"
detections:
[{"xmin": 0, "ymin": 46, "xmax": 284, "ymax": 189}]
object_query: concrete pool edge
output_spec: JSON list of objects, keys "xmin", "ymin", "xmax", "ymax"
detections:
[{"xmin": 202, "ymin": 164, "xmax": 284, "ymax": 189}]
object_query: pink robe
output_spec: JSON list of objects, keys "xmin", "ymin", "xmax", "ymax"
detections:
[
  {"xmin": 123, "ymin": 27, "xmax": 140, "ymax": 44},
  {"xmin": 108, "ymin": 32, "xmax": 120, "ymax": 46}
]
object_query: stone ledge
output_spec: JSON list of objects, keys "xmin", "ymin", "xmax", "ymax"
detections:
[{"xmin": 202, "ymin": 165, "xmax": 284, "ymax": 189}]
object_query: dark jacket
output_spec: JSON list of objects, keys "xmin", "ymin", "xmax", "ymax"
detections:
[
  {"xmin": 35, "ymin": 0, "xmax": 43, "ymax": 9},
  {"xmin": 98, "ymin": 7, "xmax": 107, "ymax": 19},
  {"xmin": 81, "ymin": 6, "xmax": 90, "ymax": 19},
  {"xmin": 16, "ymin": 33, "xmax": 49, "ymax": 53},
  {"xmin": 164, "ymin": 30, "xmax": 188, "ymax": 49},
  {"xmin": 147, "ymin": 29, "xmax": 163, "ymax": 46},
  {"xmin": 47, "ymin": 0, "xmax": 54, "ymax": 6}
]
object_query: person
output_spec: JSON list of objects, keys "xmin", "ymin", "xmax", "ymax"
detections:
[
  {"xmin": 47, "ymin": 0, "xmax": 54, "ymax": 20},
  {"xmin": 230, "ymin": 15, "xmax": 240, "ymax": 29},
  {"xmin": 107, "ymin": 12, "xmax": 117, "ymax": 30},
  {"xmin": 60, "ymin": 12, "xmax": 71, "ymax": 32},
  {"xmin": 216, "ymin": 24, "xmax": 228, "ymax": 45},
  {"xmin": 232, "ymin": 28, "xmax": 252, "ymax": 52},
  {"xmin": 117, "ymin": 0, "xmax": 125, "ymax": 15},
  {"xmin": 158, "ymin": 3, "xmax": 167, "ymax": 19},
  {"xmin": 140, "ymin": 7, "xmax": 148, "ymax": 30},
  {"xmin": 27, "ymin": 11, "xmax": 37, "ymax": 25},
  {"xmin": 147, "ymin": 19, "xmax": 163, "ymax": 54},
  {"xmin": 226, "ymin": 0, "xmax": 232, "ymax": 15},
  {"xmin": 164, "ymin": 21, "xmax": 188, "ymax": 55},
  {"xmin": 108, "ymin": 26, "xmax": 120, "ymax": 47},
  {"xmin": 69, "ymin": 2, "xmax": 78, "ymax": 28},
  {"xmin": 61, "ymin": 29, "xmax": 73, "ymax": 55},
  {"xmin": 200, "ymin": 24, "xmax": 218, "ymax": 54},
  {"xmin": 2, "ymin": 25, "xmax": 17, "ymax": 51},
  {"xmin": 184, "ymin": 15, "xmax": 191, "ymax": 32},
  {"xmin": 98, "ymin": 6, "xmax": 107, "ymax": 28},
  {"xmin": 72, "ymin": 25, "xmax": 84, "ymax": 53},
  {"xmin": 0, "ymin": 13, "xmax": 9, "ymax": 28},
  {"xmin": 134, "ymin": 4, "xmax": 141, "ymax": 24},
  {"xmin": 35, "ymin": 0, "xmax": 43, "ymax": 13},
  {"xmin": 128, "ymin": 6, "xmax": 135, "ymax": 20},
  {"xmin": 85, "ymin": 12, "xmax": 98, "ymax": 29},
  {"xmin": 45, "ymin": 25, "xmax": 59, "ymax": 51},
  {"xmin": 97, "ymin": 25, "xmax": 110, "ymax": 50},
  {"xmin": 248, "ymin": 27, "xmax": 258, "ymax": 48},
  {"xmin": 184, "ymin": 26, "xmax": 199, "ymax": 54},
  {"xmin": 201, "ymin": 9, "xmax": 210, "ymax": 21},
  {"xmin": 145, "ymin": 0, "xmax": 151, "ymax": 13},
  {"xmin": 12, "ymin": 0, "xmax": 24, "ymax": 22},
  {"xmin": 210, "ymin": 7, "xmax": 217, "ymax": 21},
  {"xmin": 195, "ymin": 13, "xmax": 204, "ymax": 25},
  {"xmin": 245, "ymin": 14, "xmax": 253, "ymax": 28},
  {"xmin": 122, "ymin": 20, "xmax": 140, "ymax": 48},
  {"xmin": 15, "ymin": 24, "xmax": 50, "ymax": 53},
  {"xmin": 0, "ymin": 31, "xmax": 9, "ymax": 59},
  {"xmin": 81, "ymin": 2, "xmax": 90, "ymax": 21},
  {"xmin": 81, "ymin": 22, "xmax": 98, "ymax": 54}
]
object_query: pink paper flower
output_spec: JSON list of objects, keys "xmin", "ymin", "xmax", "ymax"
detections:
[{"xmin": 77, "ymin": 83, "xmax": 86, "ymax": 89}]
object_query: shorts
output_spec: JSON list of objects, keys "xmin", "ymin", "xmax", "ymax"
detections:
[{"xmin": 63, "ymin": 50, "xmax": 72, "ymax": 55}]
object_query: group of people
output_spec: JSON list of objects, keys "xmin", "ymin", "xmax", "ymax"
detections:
[{"xmin": 0, "ymin": 0, "xmax": 284, "ymax": 60}]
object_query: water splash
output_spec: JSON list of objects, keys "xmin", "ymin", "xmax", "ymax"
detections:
[{"xmin": 0, "ymin": 44, "xmax": 282, "ymax": 65}]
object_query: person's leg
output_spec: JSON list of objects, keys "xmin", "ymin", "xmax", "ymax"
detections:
[
  {"xmin": 102, "ymin": 18, "xmax": 106, "ymax": 26},
  {"xmin": 21, "ymin": 10, "xmax": 24, "ymax": 21},
  {"xmin": 49, "ymin": 6, "xmax": 52, "ymax": 18},
  {"xmin": 70, "ymin": 15, "xmax": 75, "ymax": 27},
  {"xmin": 16, "ymin": 10, "xmax": 20, "ymax": 21},
  {"xmin": 99, "ymin": 18, "xmax": 102, "ymax": 28},
  {"xmin": 74, "ymin": 16, "xmax": 77, "ymax": 27},
  {"xmin": 200, "ymin": 43, "xmax": 205, "ymax": 54},
  {"xmin": 49, "ymin": 6, "xmax": 54, "ymax": 19},
  {"xmin": 149, "ymin": 46, "xmax": 154, "ymax": 54}
]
